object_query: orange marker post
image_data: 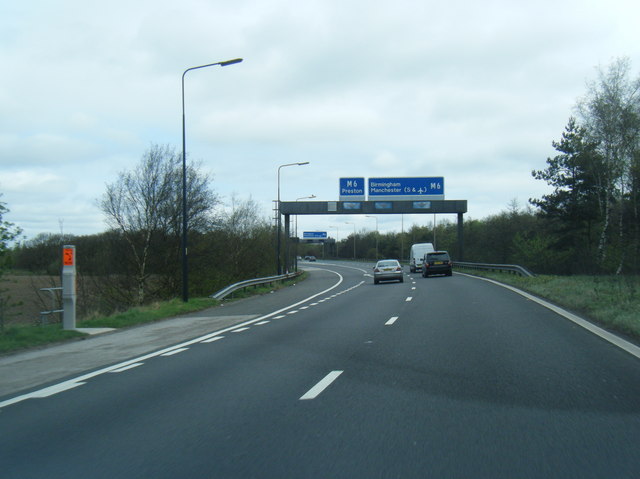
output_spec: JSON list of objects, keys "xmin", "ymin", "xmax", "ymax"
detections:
[
  {"xmin": 62, "ymin": 245, "xmax": 76, "ymax": 330},
  {"xmin": 63, "ymin": 247, "xmax": 75, "ymax": 266}
]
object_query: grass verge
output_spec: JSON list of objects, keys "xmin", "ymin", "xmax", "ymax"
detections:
[
  {"xmin": 0, "ymin": 272, "xmax": 307, "ymax": 355},
  {"xmin": 77, "ymin": 297, "xmax": 220, "ymax": 329},
  {"xmin": 459, "ymin": 270, "xmax": 640, "ymax": 341},
  {"xmin": 0, "ymin": 325, "xmax": 85, "ymax": 355}
]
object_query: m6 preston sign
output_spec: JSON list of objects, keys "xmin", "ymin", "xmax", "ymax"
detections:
[{"xmin": 339, "ymin": 177, "xmax": 366, "ymax": 201}]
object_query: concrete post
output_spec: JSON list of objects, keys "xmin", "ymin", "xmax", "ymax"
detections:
[
  {"xmin": 284, "ymin": 214, "xmax": 290, "ymax": 274},
  {"xmin": 457, "ymin": 213, "xmax": 464, "ymax": 261},
  {"xmin": 62, "ymin": 245, "xmax": 77, "ymax": 330}
]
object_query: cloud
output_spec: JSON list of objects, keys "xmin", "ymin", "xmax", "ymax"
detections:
[
  {"xmin": 0, "ymin": 169, "xmax": 62, "ymax": 192},
  {"xmin": 1, "ymin": 0, "xmax": 640, "ymax": 240}
]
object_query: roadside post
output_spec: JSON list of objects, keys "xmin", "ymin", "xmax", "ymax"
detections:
[{"xmin": 62, "ymin": 245, "xmax": 76, "ymax": 330}]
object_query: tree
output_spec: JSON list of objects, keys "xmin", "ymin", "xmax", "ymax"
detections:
[
  {"xmin": 0, "ymin": 195, "xmax": 23, "ymax": 329},
  {"xmin": 0, "ymin": 196, "xmax": 22, "ymax": 262},
  {"xmin": 216, "ymin": 195, "xmax": 272, "ymax": 280},
  {"xmin": 577, "ymin": 57, "xmax": 640, "ymax": 272},
  {"xmin": 531, "ymin": 117, "xmax": 602, "ymax": 270},
  {"xmin": 99, "ymin": 144, "xmax": 219, "ymax": 304}
]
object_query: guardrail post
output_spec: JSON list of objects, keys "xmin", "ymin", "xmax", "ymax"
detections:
[{"xmin": 61, "ymin": 245, "xmax": 77, "ymax": 330}]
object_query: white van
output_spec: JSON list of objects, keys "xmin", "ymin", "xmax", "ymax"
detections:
[{"xmin": 409, "ymin": 243, "xmax": 434, "ymax": 273}]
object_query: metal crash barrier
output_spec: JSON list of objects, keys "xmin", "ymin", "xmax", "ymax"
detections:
[
  {"xmin": 453, "ymin": 261, "xmax": 535, "ymax": 277},
  {"xmin": 210, "ymin": 271, "xmax": 303, "ymax": 300}
]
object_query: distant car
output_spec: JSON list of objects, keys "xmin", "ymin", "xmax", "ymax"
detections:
[
  {"xmin": 307, "ymin": 256, "xmax": 316, "ymax": 261},
  {"xmin": 373, "ymin": 259, "xmax": 404, "ymax": 284},
  {"xmin": 422, "ymin": 251, "xmax": 452, "ymax": 277}
]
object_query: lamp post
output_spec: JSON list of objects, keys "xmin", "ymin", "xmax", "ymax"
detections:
[
  {"xmin": 330, "ymin": 225, "xmax": 339, "ymax": 258},
  {"xmin": 365, "ymin": 215, "xmax": 378, "ymax": 260},
  {"xmin": 345, "ymin": 221, "xmax": 356, "ymax": 260},
  {"xmin": 276, "ymin": 162, "xmax": 309, "ymax": 274},
  {"xmin": 181, "ymin": 57, "xmax": 242, "ymax": 302}
]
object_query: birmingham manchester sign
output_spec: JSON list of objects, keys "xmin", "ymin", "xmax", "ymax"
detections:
[{"xmin": 368, "ymin": 177, "xmax": 444, "ymax": 200}]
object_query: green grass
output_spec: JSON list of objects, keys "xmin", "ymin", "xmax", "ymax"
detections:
[
  {"xmin": 460, "ymin": 270, "xmax": 640, "ymax": 340},
  {"xmin": 0, "ymin": 272, "xmax": 308, "ymax": 355},
  {"xmin": 77, "ymin": 297, "xmax": 220, "ymax": 329},
  {"xmin": 0, "ymin": 324, "xmax": 85, "ymax": 354}
]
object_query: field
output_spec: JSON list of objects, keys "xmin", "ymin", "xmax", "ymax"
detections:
[{"xmin": 1, "ymin": 274, "xmax": 63, "ymax": 327}]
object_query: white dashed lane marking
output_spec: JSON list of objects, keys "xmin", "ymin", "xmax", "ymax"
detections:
[
  {"xmin": 300, "ymin": 371, "xmax": 344, "ymax": 400},
  {"xmin": 231, "ymin": 327, "xmax": 250, "ymax": 333},
  {"xmin": 110, "ymin": 363, "xmax": 144, "ymax": 373},
  {"xmin": 201, "ymin": 336, "xmax": 224, "ymax": 343},
  {"xmin": 161, "ymin": 348, "xmax": 189, "ymax": 357}
]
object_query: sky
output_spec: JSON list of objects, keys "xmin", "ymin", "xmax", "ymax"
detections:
[{"xmin": 1, "ymin": 0, "xmax": 639, "ymax": 242}]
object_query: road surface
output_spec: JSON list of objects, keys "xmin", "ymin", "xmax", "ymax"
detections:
[{"xmin": 1, "ymin": 261, "xmax": 639, "ymax": 478}]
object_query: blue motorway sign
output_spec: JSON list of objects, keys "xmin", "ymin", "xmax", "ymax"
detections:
[
  {"xmin": 303, "ymin": 231, "xmax": 328, "ymax": 239},
  {"xmin": 368, "ymin": 177, "xmax": 444, "ymax": 200},
  {"xmin": 339, "ymin": 177, "xmax": 366, "ymax": 201}
]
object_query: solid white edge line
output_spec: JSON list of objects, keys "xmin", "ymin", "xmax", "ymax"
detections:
[
  {"xmin": 0, "ymin": 381, "xmax": 87, "ymax": 408},
  {"xmin": 1, "ymin": 268, "xmax": 346, "ymax": 411},
  {"xmin": 459, "ymin": 272, "xmax": 640, "ymax": 360},
  {"xmin": 300, "ymin": 370, "xmax": 344, "ymax": 400},
  {"xmin": 33, "ymin": 381, "xmax": 86, "ymax": 398}
]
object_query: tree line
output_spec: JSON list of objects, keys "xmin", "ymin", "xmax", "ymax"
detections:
[{"xmin": 301, "ymin": 203, "xmax": 561, "ymax": 273}]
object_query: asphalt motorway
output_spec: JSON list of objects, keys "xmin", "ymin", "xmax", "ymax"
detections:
[{"xmin": 1, "ymin": 261, "xmax": 640, "ymax": 478}]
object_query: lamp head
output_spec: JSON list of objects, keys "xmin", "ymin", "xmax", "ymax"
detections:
[{"xmin": 220, "ymin": 58, "xmax": 243, "ymax": 66}]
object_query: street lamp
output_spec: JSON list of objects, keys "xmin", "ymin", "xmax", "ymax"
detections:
[
  {"xmin": 345, "ymin": 221, "xmax": 356, "ymax": 260},
  {"xmin": 365, "ymin": 215, "xmax": 378, "ymax": 260},
  {"xmin": 276, "ymin": 162, "xmax": 310, "ymax": 274},
  {"xmin": 181, "ymin": 57, "xmax": 242, "ymax": 302}
]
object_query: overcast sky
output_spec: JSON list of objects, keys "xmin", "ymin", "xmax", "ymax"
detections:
[{"xmin": 2, "ymin": 0, "xmax": 639, "ymax": 241}]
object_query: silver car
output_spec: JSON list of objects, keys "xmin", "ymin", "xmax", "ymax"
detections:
[{"xmin": 373, "ymin": 259, "xmax": 404, "ymax": 284}]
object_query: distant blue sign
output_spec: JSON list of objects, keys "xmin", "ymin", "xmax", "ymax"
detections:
[
  {"xmin": 303, "ymin": 231, "xmax": 328, "ymax": 239},
  {"xmin": 368, "ymin": 177, "xmax": 444, "ymax": 200},
  {"xmin": 339, "ymin": 177, "xmax": 366, "ymax": 201}
]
